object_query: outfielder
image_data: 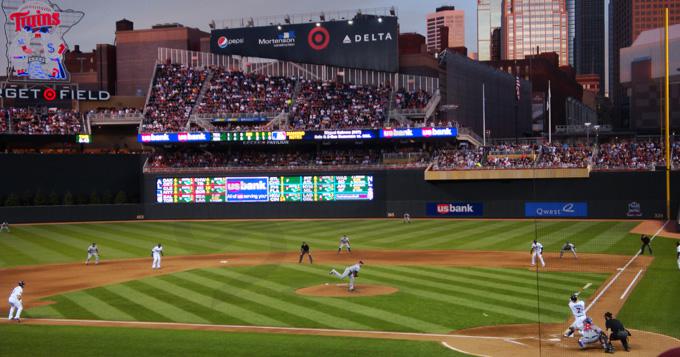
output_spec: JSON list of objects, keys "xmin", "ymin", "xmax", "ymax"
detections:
[
  {"xmin": 0, "ymin": 221, "xmax": 9, "ymax": 232},
  {"xmin": 299, "ymin": 241, "xmax": 313, "ymax": 264},
  {"xmin": 403, "ymin": 213, "xmax": 411, "ymax": 224},
  {"xmin": 8, "ymin": 280, "xmax": 24, "ymax": 322},
  {"xmin": 151, "ymin": 243, "xmax": 163, "ymax": 269},
  {"xmin": 564, "ymin": 294, "xmax": 587, "ymax": 337},
  {"xmin": 86, "ymin": 243, "xmax": 100, "ymax": 265},
  {"xmin": 560, "ymin": 241, "xmax": 578, "ymax": 259},
  {"xmin": 337, "ymin": 235, "xmax": 351, "ymax": 254},
  {"xmin": 531, "ymin": 239, "xmax": 545, "ymax": 267},
  {"xmin": 330, "ymin": 261, "xmax": 364, "ymax": 291},
  {"xmin": 676, "ymin": 242, "xmax": 679, "ymax": 271},
  {"xmin": 578, "ymin": 317, "xmax": 614, "ymax": 353}
]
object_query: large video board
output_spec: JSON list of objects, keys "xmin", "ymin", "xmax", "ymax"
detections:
[
  {"xmin": 156, "ymin": 175, "xmax": 373, "ymax": 203},
  {"xmin": 210, "ymin": 16, "xmax": 398, "ymax": 72}
]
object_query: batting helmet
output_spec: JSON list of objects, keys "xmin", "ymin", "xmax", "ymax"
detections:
[
  {"xmin": 18, "ymin": 280, "xmax": 25, "ymax": 287},
  {"xmin": 570, "ymin": 294, "xmax": 578, "ymax": 302},
  {"xmin": 584, "ymin": 317, "xmax": 593, "ymax": 324}
]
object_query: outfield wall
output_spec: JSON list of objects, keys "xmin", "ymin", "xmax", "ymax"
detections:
[{"xmin": 143, "ymin": 169, "xmax": 678, "ymax": 220}]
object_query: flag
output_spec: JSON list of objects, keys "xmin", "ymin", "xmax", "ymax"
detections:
[
  {"xmin": 547, "ymin": 81, "xmax": 551, "ymax": 112},
  {"xmin": 515, "ymin": 76, "xmax": 521, "ymax": 101}
]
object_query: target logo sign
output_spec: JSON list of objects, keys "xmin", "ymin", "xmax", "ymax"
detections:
[
  {"xmin": 308, "ymin": 27, "xmax": 330, "ymax": 51},
  {"xmin": 43, "ymin": 88, "xmax": 57, "ymax": 101}
]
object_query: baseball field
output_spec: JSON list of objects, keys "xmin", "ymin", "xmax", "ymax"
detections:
[{"xmin": 0, "ymin": 219, "xmax": 679, "ymax": 356}]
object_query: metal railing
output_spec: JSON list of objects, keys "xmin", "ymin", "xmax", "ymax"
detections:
[{"xmin": 213, "ymin": 7, "xmax": 397, "ymax": 29}]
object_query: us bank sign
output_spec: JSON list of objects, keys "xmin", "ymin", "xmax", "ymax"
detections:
[{"xmin": 3, "ymin": 0, "xmax": 84, "ymax": 82}]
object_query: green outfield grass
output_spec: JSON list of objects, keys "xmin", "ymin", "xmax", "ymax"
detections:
[
  {"xmin": 0, "ymin": 220, "xmax": 642, "ymax": 267},
  {"xmin": 617, "ymin": 237, "xmax": 680, "ymax": 339},
  {"xmin": 25, "ymin": 264, "xmax": 605, "ymax": 333},
  {"xmin": 0, "ymin": 324, "xmax": 461, "ymax": 357}
]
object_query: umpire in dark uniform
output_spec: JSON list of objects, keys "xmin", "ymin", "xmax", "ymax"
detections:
[
  {"xmin": 640, "ymin": 235, "xmax": 653, "ymax": 255},
  {"xmin": 299, "ymin": 242, "xmax": 313, "ymax": 264},
  {"xmin": 604, "ymin": 312, "xmax": 631, "ymax": 352}
]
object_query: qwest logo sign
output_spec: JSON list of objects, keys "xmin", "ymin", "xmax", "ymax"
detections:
[
  {"xmin": 525, "ymin": 202, "xmax": 588, "ymax": 218},
  {"xmin": 427, "ymin": 202, "xmax": 483, "ymax": 217}
]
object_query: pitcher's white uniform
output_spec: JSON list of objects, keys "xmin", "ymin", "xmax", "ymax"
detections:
[
  {"xmin": 86, "ymin": 244, "xmax": 99, "ymax": 264},
  {"xmin": 8, "ymin": 284, "xmax": 23, "ymax": 320},
  {"xmin": 338, "ymin": 235, "xmax": 351, "ymax": 252},
  {"xmin": 330, "ymin": 262, "xmax": 362, "ymax": 291},
  {"xmin": 569, "ymin": 299, "xmax": 587, "ymax": 331},
  {"xmin": 531, "ymin": 241, "xmax": 545, "ymax": 267},
  {"xmin": 151, "ymin": 245, "xmax": 163, "ymax": 269}
]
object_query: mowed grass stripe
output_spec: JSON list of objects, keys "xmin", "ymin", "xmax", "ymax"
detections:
[
  {"xmin": 0, "ymin": 228, "xmax": 74, "ymax": 263},
  {"xmin": 507, "ymin": 222, "xmax": 589, "ymax": 250},
  {"xmin": 468, "ymin": 267, "xmax": 606, "ymax": 287},
  {"xmin": 106, "ymin": 282, "xmax": 211, "ymax": 323},
  {"xmin": 369, "ymin": 220, "xmax": 483, "ymax": 246},
  {"xmin": 24, "ymin": 304, "xmax": 63, "ymax": 319},
  {"xmin": 380, "ymin": 265, "xmax": 569, "ymax": 302},
  {"xmin": 473, "ymin": 221, "xmax": 571, "ymax": 250},
  {"xmin": 289, "ymin": 264, "xmax": 544, "ymax": 323},
  {"xmin": 60, "ymin": 224, "xmax": 172, "ymax": 255},
  {"xmin": 0, "ymin": 237, "xmax": 39, "ymax": 266},
  {"xmin": 390, "ymin": 220, "xmax": 501, "ymax": 247},
  {"xmin": 366, "ymin": 266, "xmax": 564, "ymax": 314},
  {"xmin": 105, "ymin": 224, "xmax": 213, "ymax": 254},
  {"xmin": 425, "ymin": 221, "xmax": 528, "ymax": 249},
  {"xmin": 88, "ymin": 287, "xmax": 173, "ymax": 322},
  {"xmin": 159, "ymin": 274, "xmax": 289, "ymax": 327},
  {"xmin": 535, "ymin": 221, "xmax": 611, "ymax": 251},
  {"xmin": 187, "ymin": 269, "xmax": 370, "ymax": 330},
  {"xmin": 211, "ymin": 265, "xmax": 441, "ymax": 332},
  {"xmin": 135, "ymin": 222, "xmax": 259, "ymax": 252},
  {"xmin": 582, "ymin": 222, "xmax": 638, "ymax": 252},
  {"xmin": 59, "ymin": 290, "xmax": 136, "ymax": 321},
  {"xmin": 350, "ymin": 220, "xmax": 457, "ymax": 245},
  {"xmin": 22, "ymin": 225, "xmax": 136, "ymax": 258},
  {"xmin": 48, "ymin": 295, "xmax": 100, "ymax": 320},
  {"xmin": 156, "ymin": 222, "xmax": 290, "ymax": 251},
  {"xmin": 438, "ymin": 221, "xmax": 545, "ymax": 250}
]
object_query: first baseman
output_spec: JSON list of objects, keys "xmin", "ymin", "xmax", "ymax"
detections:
[
  {"xmin": 86, "ymin": 243, "xmax": 100, "ymax": 265},
  {"xmin": 531, "ymin": 239, "xmax": 545, "ymax": 267},
  {"xmin": 337, "ymin": 235, "xmax": 351, "ymax": 254},
  {"xmin": 560, "ymin": 241, "xmax": 577, "ymax": 259},
  {"xmin": 330, "ymin": 261, "xmax": 363, "ymax": 291},
  {"xmin": 564, "ymin": 294, "xmax": 587, "ymax": 337},
  {"xmin": 299, "ymin": 241, "xmax": 313, "ymax": 264},
  {"xmin": 151, "ymin": 243, "xmax": 163, "ymax": 269},
  {"xmin": 7, "ymin": 280, "xmax": 24, "ymax": 322}
]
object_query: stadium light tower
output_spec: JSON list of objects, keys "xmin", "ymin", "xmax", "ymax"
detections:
[
  {"xmin": 284, "ymin": 15, "xmax": 291, "ymax": 24},
  {"xmin": 320, "ymin": 12, "xmax": 325, "ymax": 22}
]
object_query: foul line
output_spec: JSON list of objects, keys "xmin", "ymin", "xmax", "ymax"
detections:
[
  {"xmin": 619, "ymin": 269, "xmax": 644, "ymax": 300},
  {"xmin": 585, "ymin": 220, "xmax": 668, "ymax": 313},
  {"xmin": 441, "ymin": 342, "xmax": 490, "ymax": 357}
]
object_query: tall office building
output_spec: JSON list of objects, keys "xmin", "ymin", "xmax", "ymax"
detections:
[
  {"xmin": 426, "ymin": 6, "xmax": 465, "ymax": 53},
  {"xmin": 609, "ymin": 0, "xmax": 680, "ymax": 127},
  {"xmin": 502, "ymin": 0, "xmax": 569, "ymax": 66},
  {"xmin": 567, "ymin": 0, "xmax": 576, "ymax": 66},
  {"xmin": 477, "ymin": 0, "xmax": 503, "ymax": 61},
  {"xmin": 575, "ymin": 0, "xmax": 605, "ymax": 96}
]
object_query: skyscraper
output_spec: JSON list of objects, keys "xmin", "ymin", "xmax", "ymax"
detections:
[
  {"xmin": 477, "ymin": 0, "xmax": 503, "ymax": 61},
  {"xmin": 502, "ymin": 0, "xmax": 569, "ymax": 66},
  {"xmin": 575, "ymin": 0, "xmax": 605, "ymax": 96},
  {"xmin": 567, "ymin": 0, "xmax": 576, "ymax": 66},
  {"xmin": 426, "ymin": 6, "xmax": 465, "ymax": 53}
]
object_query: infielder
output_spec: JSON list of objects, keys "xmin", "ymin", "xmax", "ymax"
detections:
[
  {"xmin": 86, "ymin": 243, "xmax": 100, "ymax": 265},
  {"xmin": 560, "ymin": 241, "xmax": 578, "ymax": 259},
  {"xmin": 8, "ymin": 280, "xmax": 24, "ymax": 322},
  {"xmin": 329, "ymin": 261, "xmax": 363, "ymax": 291},
  {"xmin": 337, "ymin": 235, "xmax": 351, "ymax": 254},
  {"xmin": 0, "ymin": 221, "xmax": 9, "ymax": 232},
  {"xmin": 564, "ymin": 294, "xmax": 587, "ymax": 337},
  {"xmin": 530, "ymin": 239, "xmax": 545, "ymax": 267},
  {"xmin": 299, "ymin": 241, "xmax": 313, "ymax": 264},
  {"xmin": 403, "ymin": 213, "xmax": 411, "ymax": 224},
  {"xmin": 577, "ymin": 317, "xmax": 614, "ymax": 353},
  {"xmin": 151, "ymin": 243, "xmax": 163, "ymax": 269}
]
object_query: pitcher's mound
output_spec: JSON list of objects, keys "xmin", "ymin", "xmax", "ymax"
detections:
[{"xmin": 296, "ymin": 284, "xmax": 398, "ymax": 297}]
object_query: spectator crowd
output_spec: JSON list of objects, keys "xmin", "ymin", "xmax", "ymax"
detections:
[{"xmin": 0, "ymin": 108, "xmax": 83, "ymax": 135}]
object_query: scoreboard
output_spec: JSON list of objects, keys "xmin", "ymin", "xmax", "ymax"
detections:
[{"xmin": 156, "ymin": 175, "xmax": 374, "ymax": 203}]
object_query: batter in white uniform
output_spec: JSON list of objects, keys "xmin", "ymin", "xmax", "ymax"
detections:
[
  {"xmin": 86, "ymin": 243, "xmax": 100, "ymax": 265},
  {"xmin": 564, "ymin": 294, "xmax": 587, "ymax": 337},
  {"xmin": 8, "ymin": 281, "xmax": 24, "ymax": 321},
  {"xmin": 531, "ymin": 240, "xmax": 545, "ymax": 267},
  {"xmin": 329, "ymin": 261, "xmax": 364, "ymax": 291},
  {"xmin": 337, "ymin": 235, "xmax": 351, "ymax": 254},
  {"xmin": 151, "ymin": 244, "xmax": 163, "ymax": 269}
]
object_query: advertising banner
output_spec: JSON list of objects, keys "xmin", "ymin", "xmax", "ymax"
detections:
[
  {"xmin": 524, "ymin": 202, "xmax": 588, "ymax": 218},
  {"xmin": 211, "ymin": 16, "xmax": 398, "ymax": 72},
  {"xmin": 226, "ymin": 177, "xmax": 269, "ymax": 202},
  {"xmin": 426, "ymin": 202, "xmax": 484, "ymax": 217}
]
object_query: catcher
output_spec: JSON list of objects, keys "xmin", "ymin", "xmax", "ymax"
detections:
[
  {"xmin": 578, "ymin": 317, "xmax": 614, "ymax": 353},
  {"xmin": 329, "ymin": 261, "xmax": 363, "ymax": 292}
]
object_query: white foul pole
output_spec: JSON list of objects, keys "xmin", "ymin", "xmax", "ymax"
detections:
[{"xmin": 482, "ymin": 83, "xmax": 486, "ymax": 146}]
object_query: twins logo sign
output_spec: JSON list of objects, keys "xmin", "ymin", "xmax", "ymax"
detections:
[{"xmin": 3, "ymin": 0, "xmax": 84, "ymax": 82}]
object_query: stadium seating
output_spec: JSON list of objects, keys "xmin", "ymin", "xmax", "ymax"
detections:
[
  {"xmin": 594, "ymin": 139, "xmax": 665, "ymax": 170},
  {"xmin": 0, "ymin": 108, "xmax": 84, "ymax": 135}
]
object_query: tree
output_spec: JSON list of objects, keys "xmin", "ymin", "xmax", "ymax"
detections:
[
  {"xmin": 63, "ymin": 191, "xmax": 74, "ymax": 205},
  {"xmin": 102, "ymin": 190, "xmax": 113, "ymax": 204},
  {"xmin": 21, "ymin": 189, "xmax": 34, "ymax": 206},
  {"xmin": 4, "ymin": 193, "xmax": 20, "ymax": 206},
  {"xmin": 33, "ymin": 190, "xmax": 48, "ymax": 206},
  {"xmin": 114, "ymin": 190, "xmax": 127, "ymax": 204},
  {"xmin": 48, "ymin": 191, "xmax": 60, "ymax": 206},
  {"xmin": 89, "ymin": 190, "xmax": 101, "ymax": 205},
  {"xmin": 76, "ymin": 193, "xmax": 89, "ymax": 205}
]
